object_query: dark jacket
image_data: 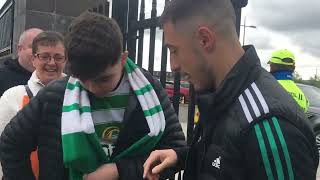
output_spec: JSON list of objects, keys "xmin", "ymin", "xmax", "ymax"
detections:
[
  {"xmin": 176, "ymin": 46, "xmax": 318, "ymax": 180},
  {"xmin": 0, "ymin": 70, "xmax": 186, "ymax": 180},
  {"xmin": 0, "ymin": 58, "xmax": 32, "ymax": 96}
]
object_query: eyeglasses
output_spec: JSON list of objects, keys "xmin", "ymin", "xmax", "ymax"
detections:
[{"xmin": 35, "ymin": 53, "xmax": 66, "ymax": 63}]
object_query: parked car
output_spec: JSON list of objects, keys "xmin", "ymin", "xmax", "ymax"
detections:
[
  {"xmin": 165, "ymin": 81, "xmax": 190, "ymax": 104},
  {"xmin": 297, "ymin": 83, "xmax": 320, "ymax": 156}
]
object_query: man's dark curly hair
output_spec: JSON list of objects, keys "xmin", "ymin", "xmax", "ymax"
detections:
[{"xmin": 65, "ymin": 12, "xmax": 123, "ymax": 80}]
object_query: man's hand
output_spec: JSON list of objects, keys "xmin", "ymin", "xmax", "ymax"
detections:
[
  {"xmin": 143, "ymin": 149, "xmax": 178, "ymax": 180},
  {"xmin": 83, "ymin": 163, "xmax": 119, "ymax": 180}
]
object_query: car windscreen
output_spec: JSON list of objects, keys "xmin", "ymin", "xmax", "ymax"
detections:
[{"xmin": 299, "ymin": 85, "xmax": 320, "ymax": 107}]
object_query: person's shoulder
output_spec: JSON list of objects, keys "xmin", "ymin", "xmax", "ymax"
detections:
[
  {"xmin": 0, "ymin": 60, "xmax": 19, "ymax": 77},
  {"xmin": 36, "ymin": 76, "xmax": 69, "ymax": 100},
  {"xmin": 2, "ymin": 85, "xmax": 26, "ymax": 97},
  {"xmin": 0, "ymin": 85, "xmax": 26, "ymax": 104},
  {"xmin": 140, "ymin": 68, "xmax": 161, "ymax": 86},
  {"xmin": 0, "ymin": 64, "xmax": 12, "ymax": 73},
  {"xmin": 43, "ymin": 76, "xmax": 69, "ymax": 92},
  {"xmin": 0, "ymin": 57, "xmax": 15, "ymax": 69},
  {"xmin": 140, "ymin": 68, "xmax": 153, "ymax": 78}
]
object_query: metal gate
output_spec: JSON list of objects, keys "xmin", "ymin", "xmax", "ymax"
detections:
[{"xmin": 111, "ymin": 0, "xmax": 248, "ymax": 179}]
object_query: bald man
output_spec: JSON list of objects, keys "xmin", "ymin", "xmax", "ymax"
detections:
[{"xmin": 0, "ymin": 28, "xmax": 43, "ymax": 95}]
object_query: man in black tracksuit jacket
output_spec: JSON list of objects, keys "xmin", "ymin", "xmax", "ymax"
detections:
[
  {"xmin": 178, "ymin": 45, "xmax": 318, "ymax": 179},
  {"xmin": 143, "ymin": 0, "xmax": 319, "ymax": 179}
]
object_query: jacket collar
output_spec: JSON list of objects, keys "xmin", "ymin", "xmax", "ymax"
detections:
[
  {"xmin": 197, "ymin": 45, "xmax": 262, "ymax": 115},
  {"xmin": 271, "ymin": 71, "xmax": 293, "ymax": 80}
]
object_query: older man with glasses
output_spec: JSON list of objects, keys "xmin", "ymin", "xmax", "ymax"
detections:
[{"xmin": 0, "ymin": 31, "xmax": 66, "ymax": 179}]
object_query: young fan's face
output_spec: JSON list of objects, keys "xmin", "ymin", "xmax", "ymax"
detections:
[{"xmin": 79, "ymin": 53, "xmax": 128, "ymax": 97}]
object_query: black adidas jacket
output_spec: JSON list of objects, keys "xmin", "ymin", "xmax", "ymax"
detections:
[
  {"xmin": 0, "ymin": 58, "xmax": 32, "ymax": 96},
  {"xmin": 176, "ymin": 46, "xmax": 318, "ymax": 180},
  {"xmin": 0, "ymin": 69, "xmax": 186, "ymax": 180}
]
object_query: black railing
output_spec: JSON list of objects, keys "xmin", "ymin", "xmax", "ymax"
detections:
[
  {"xmin": 147, "ymin": 0, "xmax": 157, "ymax": 74},
  {"xmin": 89, "ymin": 0, "xmax": 110, "ymax": 17},
  {"xmin": 136, "ymin": 0, "xmax": 145, "ymax": 67}
]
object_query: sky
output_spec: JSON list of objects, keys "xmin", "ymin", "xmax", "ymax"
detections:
[
  {"xmin": 1, "ymin": 0, "xmax": 319, "ymax": 79},
  {"xmin": 240, "ymin": 0, "xmax": 320, "ymax": 79}
]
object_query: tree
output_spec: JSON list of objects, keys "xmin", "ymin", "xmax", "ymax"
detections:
[
  {"xmin": 293, "ymin": 71, "xmax": 303, "ymax": 83},
  {"xmin": 308, "ymin": 74, "xmax": 320, "ymax": 88}
]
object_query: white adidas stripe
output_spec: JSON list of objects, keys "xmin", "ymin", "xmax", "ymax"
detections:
[
  {"xmin": 239, "ymin": 82, "xmax": 270, "ymax": 123},
  {"xmin": 244, "ymin": 89, "xmax": 261, "ymax": 118},
  {"xmin": 251, "ymin": 82, "xmax": 270, "ymax": 114}
]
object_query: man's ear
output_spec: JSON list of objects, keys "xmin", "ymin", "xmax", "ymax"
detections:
[
  {"xmin": 196, "ymin": 26, "xmax": 216, "ymax": 52},
  {"xmin": 120, "ymin": 51, "xmax": 129, "ymax": 66}
]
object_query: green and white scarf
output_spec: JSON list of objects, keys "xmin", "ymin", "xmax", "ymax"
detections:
[{"xmin": 61, "ymin": 58, "xmax": 165, "ymax": 180}]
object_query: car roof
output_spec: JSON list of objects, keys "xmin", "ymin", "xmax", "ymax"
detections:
[{"xmin": 296, "ymin": 83, "xmax": 314, "ymax": 88}]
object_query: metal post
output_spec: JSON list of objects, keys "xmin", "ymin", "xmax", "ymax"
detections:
[
  {"xmin": 160, "ymin": 0, "xmax": 169, "ymax": 87},
  {"xmin": 137, "ymin": 0, "xmax": 145, "ymax": 67},
  {"xmin": 148, "ymin": 0, "xmax": 157, "ymax": 74},
  {"xmin": 235, "ymin": 8, "xmax": 242, "ymax": 37},
  {"xmin": 160, "ymin": 34, "xmax": 167, "ymax": 87},
  {"xmin": 242, "ymin": 16, "xmax": 246, "ymax": 45},
  {"xmin": 112, "ymin": 0, "xmax": 128, "ymax": 50},
  {"xmin": 173, "ymin": 73, "xmax": 181, "ymax": 114},
  {"xmin": 187, "ymin": 85, "xmax": 196, "ymax": 145},
  {"xmin": 127, "ymin": 0, "xmax": 139, "ymax": 61}
]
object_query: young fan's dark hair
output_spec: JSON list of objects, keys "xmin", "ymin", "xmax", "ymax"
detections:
[{"xmin": 65, "ymin": 12, "xmax": 123, "ymax": 80}]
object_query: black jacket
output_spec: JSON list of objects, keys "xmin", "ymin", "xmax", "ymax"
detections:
[
  {"xmin": 0, "ymin": 70, "xmax": 186, "ymax": 180},
  {"xmin": 176, "ymin": 46, "xmax": 318, "ymax": 180},
  {"xmin": 0, "ymin": 58, "xmax": 32, "ymax": 96}
]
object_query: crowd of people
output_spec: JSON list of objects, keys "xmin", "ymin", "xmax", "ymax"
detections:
[{"xmin": 0, "ymin": 0, "xmax": 317, "ymax": 180}]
